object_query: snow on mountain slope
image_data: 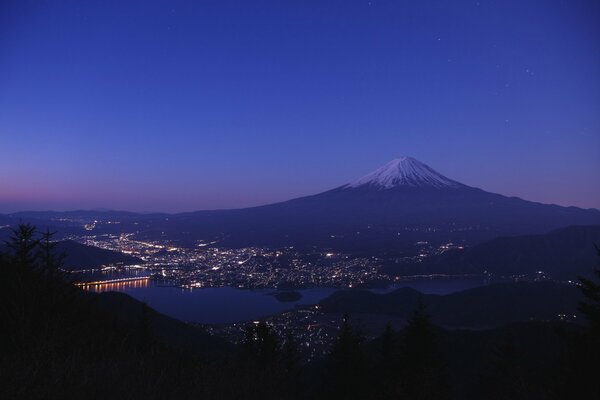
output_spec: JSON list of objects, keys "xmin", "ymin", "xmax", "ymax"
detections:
[{"xmin": 345, "ymin": 157, "xmax": 464, "ymax": 189}]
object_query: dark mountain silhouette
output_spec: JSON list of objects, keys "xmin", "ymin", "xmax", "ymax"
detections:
[
  {"xmin": 384, "ymin": 225, "xmax": 600, "ymax": 279},
  {"xmin": 365, "ymin": 320, "xmax": 571, "ymax": 399},
  {"xmin": 134, "ymin": 157, "xmax": 600, "ymax": 249},
  {"xmin": 2, "ymin": 157, "xmax": 599, "ymax": 252},
  {"xmin": 94, "ymin": 291, "xmax": 231, "ymax": 358},
  {"xmin": 57, "ymin": 240, "xmax": 143, "ymax": 270},
  {"xmin": 0, "ymin": 235, "xmax": 141, "ymax": 271},
  {"xmin": 319, "ymin": 281, "xmax": 582, "ymax": 328}
]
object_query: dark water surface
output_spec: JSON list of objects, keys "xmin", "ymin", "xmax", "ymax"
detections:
[{"xmin": 82, "ymin": 275, "xmax": 485, "ymax": 324}]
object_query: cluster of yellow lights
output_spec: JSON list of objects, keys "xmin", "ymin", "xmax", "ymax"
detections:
[{"xmin": 78, "ymin": 277, "xmax": 150, "ymax": 293}]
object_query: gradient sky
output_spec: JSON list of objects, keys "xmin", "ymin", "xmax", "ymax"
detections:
[{"xmin": 1, "ymin": 0, "xmax": 599, "ymax": 213}]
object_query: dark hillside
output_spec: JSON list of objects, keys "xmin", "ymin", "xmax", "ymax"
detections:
[
  {"xmin": 384, "ymin": 225, "xmax": 600, "ymax": 279},
  {"xmin": 320, "ymin": 281, "xmax": 582, "ymax": 328}
]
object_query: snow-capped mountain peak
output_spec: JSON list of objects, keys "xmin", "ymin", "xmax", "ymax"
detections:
[{"xmin": 345, "ymin": 157, "xmax": 463, "ymax": 189}]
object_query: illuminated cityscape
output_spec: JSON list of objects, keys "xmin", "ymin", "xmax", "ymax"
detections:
[{"xmin": 66, "ymin": 227, "xmax": 468, "ymax": 290}]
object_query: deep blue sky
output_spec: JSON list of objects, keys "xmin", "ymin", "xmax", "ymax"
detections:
[{"xmin": 1, "ymin": 0, "xmax": 599, "ymax": 212}]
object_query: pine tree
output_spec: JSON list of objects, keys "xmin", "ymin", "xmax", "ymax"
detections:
[
  {"xmin": 3, "ymin": 224, "xmax": 41, "ymax": 347},
  {"xmin": 326, "ymin": 314, "xmax": 367, "ymax": 399},
  {"xmin": 558, "ymin": 244, "xmax": 600, "ymax": 398},
  {"xmin": 282, "ymin": 332, "xmax": 299, "ymax": 374},
  {"xmin": 381, "ymin": 323, "xmax": 395, "ymax": 363},
  {"xmin": 241, "ymin": 321, "xmax": 279, "ymax": 370},
  {"xmin": 6, "ymin": 223, "xmax": 39, "ymax": 268},
  {"xmin": 577, "ymin": 245, "xmax": 600, "ymax": 335},
  {"xmin": 399, "ymin": 299, "xmax": 451, "ymax": 400},
  {"xmin": 378, "ymin": 323, "xmax": 401, "ymax": 399},
  {"xmin": 476, "ymin": 338, "xmax": 528, "ymax": 400},
  {"xmin": 37, "ymin": 228, "xmax": 65, "ymax": 274},
  {"xmin": 281, "ymin": 332, "xmax": 301, "ymax": 399}
]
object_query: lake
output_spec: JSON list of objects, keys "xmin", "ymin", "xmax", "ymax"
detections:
[{"xmin": 82, "ymin": 275, "xmax": 486, "ymax": 324}]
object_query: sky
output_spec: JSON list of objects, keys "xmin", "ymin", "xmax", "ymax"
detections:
[{"xmin": 0, "ymin": 0, "xmax": 599, "ymax": 212}]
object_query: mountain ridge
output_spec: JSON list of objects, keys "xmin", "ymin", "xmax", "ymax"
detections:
[
  {"xmin": 345, "ymin": 156, "xmax": 465, "ymax": 190},
  {"xmin": 383, "ymin": 225, "xmax": 600, "ymax": 279},
  {"xmin": 319, "ymin": 281, "xmax": 582, "ymax": 328},
  {"xmin": 2, "ymin": 158, "xmax": 599, "ymax": 251}
]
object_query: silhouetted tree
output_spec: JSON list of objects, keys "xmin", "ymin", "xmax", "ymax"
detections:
[
  {"xmin": 558, "ymin": 245, "xmax": 600, "ymax": 398},
  {"xmin": 281, "ymin": 332, "xmax": 302, "ymax": 399},
  {"xmin": 3, "ymin": 224, "xmax": 41, "ymax": 352},
  {"xmin": 325, "ymin": 314, "xmax": 367, "ymax": 399},
  {"xmin": 381, "ymin": 323, "xmax": 395, "ymax": 364},
  {"xmin": 37, "ymin": 228, "xmax": 65, "ymax": 274},
  {"xmin": 577, "ymin": 245, "xmax": 600, "ymax": 335},
  {"xmin": 5, "ymin": 223, "xmax": 39, "ymax": 268},
  {"xmin": 476, "ymin": 338, "xmax": 529, "ymax": 400},
  {"xmin": 282, "ymin": 331, "xmax": 299, "ymax": 374},
  {"xmin": 241, "ymin": 321, "xmax": 279, "ymax": 370},
  {"xmin": 552, "ymin": 246, "xmax": 600, "ymax": 399},
  {"xmin": 237, "ymin": 321, "xmax": 288, "ymax": 399},
  {"xmin": 398, "ymin": 299, "xmax": 451, "ymax": 400},
  {"xmin": 377, "ymin": 323, "xmax": 401, "ymax": 399}
]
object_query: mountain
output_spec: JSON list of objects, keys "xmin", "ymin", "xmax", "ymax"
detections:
[
  {"xmin": 93, "ymin": 291, "xmax": 232, "ymax": 359},
  {"xmin": 0, "ymin": 236, "xmax": 142, "ymax": 271},
  {"xmin": 156, "ymin": 156, "xmax": 600, "ymax": 250},
  {"xmin": 383, "ymin": 225, "xmax": 600, "ymax": 279},
  {"xmin": 346, "ymin": 157, "xmax": 464, "ymax": 189},
  {"xmin": 319, "ymin": 281, "xmax": 582, "ymax": 328},
  {"xmin": 56, "ymin": 240, "xmax": 143, "ymax": 271},
  {"xmin": 3, "ymin": 157, "xmax": 600, "ymax": 252},
  {"xmin": 369, "ymin": 321, "xmax": 571, "ymax": 399}
]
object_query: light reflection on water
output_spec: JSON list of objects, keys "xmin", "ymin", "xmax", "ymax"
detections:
[
  {"xmin": 80, "ymin": 277, "xmax": 150, "ymax": 293},
  {"xmin": 76, "ymin": 270, "xmax": 486, "ymax": 324}
]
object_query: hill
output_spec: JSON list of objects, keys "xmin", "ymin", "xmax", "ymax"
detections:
[
  {"xmin": 384, "ymin": 225, "xmax": 600, "ymax": 279},
  {"xmin": 57, "ymin": 240, "xmax": 143, "ymax": 270},
  {"xmin": 319, "ymin": 281, "xmax": 582, "ymax": 328},
  {"xmin": 94, "ymin": 291, "xmax": 231, "ymax": 359},
  {"xmin": 0, "ymin": 234, "xmax": 142, "ymax": 271}
]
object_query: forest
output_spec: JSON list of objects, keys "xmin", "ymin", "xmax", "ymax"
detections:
[{"xmin": 1, "ymin": 224, "xmax": 599, "ymax": 399}]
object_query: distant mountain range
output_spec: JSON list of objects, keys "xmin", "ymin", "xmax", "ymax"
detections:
[
  {"xmin": 56, "ymin": 240, "xmax": 142, "ymax": 271},
  {"xmin": 0, "ymin": 231, "xmax": 141, "ymax": 270},
  {"xmin": 135, "ymin": 157, "xmax": 600, "ymax": 250},
  {"xmin": 320, "ymin": 281, "xmax": 582, "ymax": 329},
  {"xmin": 2, "ymin": 157, "xmax": 599, "ymax": 252},
  {"xmin": 383, "ymin": 225, "xmax": 600, "ymax": 280}
]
